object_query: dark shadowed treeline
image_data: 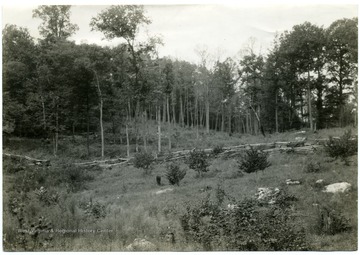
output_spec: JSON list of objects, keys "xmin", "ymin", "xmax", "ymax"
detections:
[{"xmin": 2, "ymin": 5, "xmax": 358, "ymax": 155}]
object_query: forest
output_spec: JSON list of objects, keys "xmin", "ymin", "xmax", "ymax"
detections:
[
  {"xmin": 2, "ymin": 5, "xmax": 358, "ymax": 252},
  {"xmin": 3, "ymin": 5, "xmax": 358, "ymax": 158}
]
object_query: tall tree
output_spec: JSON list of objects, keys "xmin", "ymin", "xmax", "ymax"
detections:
[
  {"xmin": 325, "ymin": 18, "xmax": 358, "ymax": 127},
  {"xmin": 32, "ymin": 5, "xmax": 79, "ymax": 40}
]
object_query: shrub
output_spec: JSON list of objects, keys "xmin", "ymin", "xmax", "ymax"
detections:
[
  {"xmin": 187, "ymin": 149, "xmax": 209, "ymax": 177},
  {"xmin": 238, "ymin": 148, "xmax": 271, "ymax": 173},
  {"xmin": 305, "ymin": 161, "xmax": 321, "ymax": 173},
  {"xmin": 180, "ymin": 196, "xmax": 308, "ymax": 251},
  {"xmin": 56, "ymin": 164, "xmax": 94, "ymax": 192},
  {"xmin": 165, "ymin": 163, "xmax": 186, "ymax": 186},
  {"xmin": 34, "ymin": 187, "xmax": 60, "ymax": 206},
  {"xmin": 133, "ymin": 152, "xmax": 154, "ymax": 174},
  {"xmin": 81, "ymin": 200, "xmax": 107, "ymax": 219},
  {"xmin": 313, "ymin": 206, "xmax": 351, "ymax": 235},
  {"xmin": 325, "ymin": 130, "xmax": 357, "ymax": 164},
  {"xmin": 212, "ymin": 145, "xmax": 224, "ymax": 156}
]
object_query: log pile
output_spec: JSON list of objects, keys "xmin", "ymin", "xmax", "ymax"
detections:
[{"xmin": 3, "ymin": 153, "xmax": 50, "ymax": 166}]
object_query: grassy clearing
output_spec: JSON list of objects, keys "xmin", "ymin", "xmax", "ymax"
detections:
[{"xmin": 2, "ymin": 126, "xmax": 357, "ymax": 251}]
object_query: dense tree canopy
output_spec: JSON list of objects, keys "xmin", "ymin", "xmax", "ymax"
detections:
[{"xmin": 2, "ymin": 5, "xmax": 358, "ymax": 157}]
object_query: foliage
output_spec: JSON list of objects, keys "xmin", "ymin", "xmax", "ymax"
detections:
[
  {"xmin": 305, "ymin": 161, "xmax": 322, "ymax": 173},
  {"xmin": 56, "ymin": 164, "xmax": 95, "ymax": 192},
  {"xmin": 82, "ymin": 200, "xmax": 107, "ymax": 219},
  {"xmin": 187, "ymin": 149, "xmax": 210, "ymax": 177},
  {"xmin": 133, "ymin": 151, "xmax": 154, "ymax": 174},
  {"xmin": 34, "ymin": 187, "xmax": 60, "ymax": 206},
  {"xmin": 180, "ymin": 196, "xmax": 308, "ymax": 251},
  {"xmin": 313, "ymin": 206, "xmax": 351, "ymax": 235},
  {"xmin": 324, "ymin": 130, "xmax": 357, "ymax": 164},
  {"xmin": 32, "ymin": 5, "xmax": 79, "ymax": 40},
  {"xmin": 238, "ymin": 148, "xmax": 271, "ymax": 173},
  {"xmin": 212, "ymin": 145, "xmax": 224, "ymax": 156},
  {"xmin": 165, "ymin": 163, "xmax": 186, "ymax": 186}
]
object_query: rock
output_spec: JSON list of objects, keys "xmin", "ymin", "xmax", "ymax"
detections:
[
  {"xmin": 155, "ymin": 188, "xmax": 173, "ymax": 195},
  {"xmin": 316, "ymin": 179, "xmax": 324, "ymax": 184},
  {"xmin": 286, "ymin": 179, "xmax": 301, "ymax": 185},
  {"xmin": 323, "ymin": 182, "xmax": 351, "ymax": 193},
  {"xmin": 227, "ymin": 204, "xmax": 238, "ymax": 210},
  {"xmin": 255, "ymin": 187, "xmax": 280, "ymax": 204},
  {"xmin": 125, "ymin": 238, "xmax": 157, "ymax": 251}
]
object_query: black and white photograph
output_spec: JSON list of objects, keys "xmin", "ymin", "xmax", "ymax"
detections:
[{"xmin": 1, "ymin": 0, "xmax": 358, "ymax": 252}]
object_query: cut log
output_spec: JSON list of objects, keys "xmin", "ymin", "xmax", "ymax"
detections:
[{"xmin": 3, "ymin": 153, "xmax": 50, "ymax": 165}]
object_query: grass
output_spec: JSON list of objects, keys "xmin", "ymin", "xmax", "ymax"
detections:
[{"xmin": 2, "ymin": 125, "xmax": 358, "ymax": 251}]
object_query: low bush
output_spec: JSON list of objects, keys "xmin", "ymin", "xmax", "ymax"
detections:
[
  {"xmin": 81, "ymin": 200, "xmax": 107, "ymax": 219},
  {"xmin": 313, "ymin": 206, "xmax": 351, "ymax": 235},
  {"xmin": 212, "ymin": 145, "xmax": 224, "ymax": 156},
  {"xmin": 133, "ymin": 151, "xmax": 154, "ymax": 174},
  {"xmin": 180, "ymin": 196, "xmax": 308, "ymax": 251},
  {"xmin": 325, "ymin": 130, "xmax": 357, "ymax": 164},
  {"xmin": 165, "ymin": 163, "xmax": 186, "ymax": 186},
  {"xmin": 238, "ymin": 148, "xmax": 271, "ymax": 173},
  {"xmin": 187, "ymin": 149, "xmax": 209, "ymax": 177},
  {"xmin": 305, "ymin": 162, "xmax": 322, "ymax": 173}
]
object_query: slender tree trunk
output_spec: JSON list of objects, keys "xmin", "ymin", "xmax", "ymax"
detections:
[
  {"xmin": 135, "ymin": 101, "xmax": 140, "ymax": 153},
  {"xmin": 163, "ymin": 100, "xmax": 167, "ymax": 123},
  {"xmin": 126, "ymin": 123, "xmax": 130, "ymax": 158},
  {"xmin": 86, "ymin": 96, "xmax": 90, "ymax": 157},
  {"xmin": 205, "ymin": 99, "xmax": 210, "ymax": 133},
  {"xmin": 167, "ymin": 95, "xmax": 172, "ymax": 150},
  {"xmin": 228, "ymin": 104, "xmax": 232, "ymax": 134},
  {"xmin": 41, "ymin": 97, "xmax": 46, "ymax": 132},
  {"xmin": 142, "ymin": 111, "xmax": 147, "ymax": 152},
  {"xmin": 307, "ymin": 69, "xmax": 313, "ymax": 131},
  {"xmin": 179, "ymin": 93, "xmax": 184, "ymax": 127},
  {"xmin": 221, "ymin": 104, "xmax": 225, "ymax": 132},
  {"xmin": 195, "ymin": 93, "xmax": 199, "ymax": 140},
  {"xmin": 157, "ymin": 106, "xmax": 161, "ymax": 153},
  {"xmin": 275, "ymin": 91, "xmax": 279, "ymax": 133},
  {"xmin": 54, "ymin": 102, "xmax": 59, "ymax": 156},
  {"xmin": 215, "ymin": 110, "xmax": 219, "ymax": 131},
  {"xmin": 93, "ymin": 70, "xmax": 104, "ymax": 159}
]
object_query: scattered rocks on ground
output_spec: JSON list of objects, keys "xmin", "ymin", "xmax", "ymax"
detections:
[
  {"xmin": 125, "ymin": 238, "xmax": 157, "ymax": 251},
  {"xmin": 255, "ymin": 187, "xmax": 280, "ymax": 204},
  {"xmin": 323, "ymin": 182, "xmax": 351, "ymax": 193},
  {"xmin": 286, "ymin": 179, "xmax": 301, "ymax": 185},
  {"xmin": 155, "ymin": 188, "xmax": 174, "ymax": 195}
]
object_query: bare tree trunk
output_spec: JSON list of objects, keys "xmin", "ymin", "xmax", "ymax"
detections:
[
  {"xmin": 126, "ymin": 123, "xmax": 130, "ymax": 158},
  {"xmin": 41, "ymin": 97, "xmax": 46, "ymax": 131},
  {"xmin": 221, "ymin": 104, "xmax": 225, "ymax": 132},
  {"xmin": 54, "ymin": 101, "xmax": 59, "ymax": 156},
  {"xmin": 93, "ymin": 70, "xmax": 104, "ymax": 159},
  {"xmin": 228, "ymin": 104, "xmax": 232, "ymax": 134},
  {"xmin": 157, "ymin": 106, "xmax": 161, "ymax": 153},
  {"xmin": 163, "ymin": 100, "xmax": 167, "ymax": 123},
  {"xmin": 86, "ymin": 97, "xmax": 90, "ymax": 157},
  {"xmin": 167, "ymin": 95, "xmax": 172, "ymax": 150},
  {"xmin": 205, "ymin": 97, "xmax": 210, "ymax": 134},
  {"xmin": 195, "ymin": 93, "xmax": 199, "ymax": 140},
  {"xmin": 135, "ymin": 101, "xmax": 140, "ymax": 153},
  {"xmin": 307, "ymin": 69, "xmax": 313, "ymax": 130},
  {"xmin": 142, "ymin": 111, "xmax": 147, "ymax": 152},
  {"xmin": 179, "ymin": 93, "xmax": 184, "ymax": 127},
  {"xmin": 275, "ymin": 91, "xmax": 279, "ymax": 133}
]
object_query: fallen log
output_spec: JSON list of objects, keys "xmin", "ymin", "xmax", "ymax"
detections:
[
  {"xmin": 3, "ymin": 153, "xmax": 50, "ymax": 165},
  {"xmin": 74, "ymin": 157, "xmax": 131, "ymax": 166}
]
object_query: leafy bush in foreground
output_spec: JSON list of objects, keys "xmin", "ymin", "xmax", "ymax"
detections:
[
  {"xmin": 325, "ymin": 130, "xmax": 357, "ymax": 164},
  {"xmin": 165, "ymin": 163, "xmax": 186, "ymax": 186},
  {"xmin": 180, "ymin": 196, "xmax": 308, "ymax": 251},
  {"xmin": 187, "ymin": 149, "xmax": 209, "ymax": 177},
  {"xmin": 134, "ymin": 152, "xmax": 154, "ymax": 174},
  {"xmin": 238, "ymin": 148, "xmax": 271, "ymax": 173}
]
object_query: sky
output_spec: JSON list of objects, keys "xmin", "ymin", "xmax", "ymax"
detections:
[{"xmin": 1, "ymin": 1, "xmax": 358, "ymax": 64}]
